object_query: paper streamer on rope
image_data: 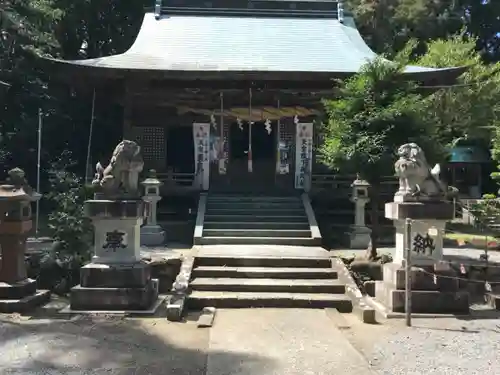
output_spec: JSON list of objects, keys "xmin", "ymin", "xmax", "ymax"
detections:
[
  {"xmin": 265, "ymin": 119, "xmax": 272, "ymax": 134},
  {"xmin": 210, "ymin": 113, "xmax": 217, "ymax": 131}
]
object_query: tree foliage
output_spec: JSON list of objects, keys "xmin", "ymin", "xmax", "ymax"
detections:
[
  {"xmin": 1, "ymin": 0, "xmax": 146, "ymax": 182},
  {"xmin": 409, "ymin": 34, "xmax": 500, "ymax": 147},
  {"xmin": 347, "ymin": 0, "xmax": 500, "ymax": 62},
  {"xmin": 320, "ymin": 58, "xmax": 446, "ymax": 257},
  {"xmin": 320, "ymin": 58, "xmax": 444, "ymax": 182},
  {"xmin": 346, "ymin": 0, "xmax": 465, "ymax": 56}
]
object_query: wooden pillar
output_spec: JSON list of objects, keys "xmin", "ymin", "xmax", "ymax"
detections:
[{"xmin": 123, "ymin": 80, "xmax": 135, "ymax": 140}]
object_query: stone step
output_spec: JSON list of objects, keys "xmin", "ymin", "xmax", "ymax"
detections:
[
  {"xmin": 204, "ymin": 214, "xmax": 308, "ymax": 223},
  {"xmin": 208, "ymin": 196, "xmax": 301, "ymax": 202},
  {"xmin": 197, "ymin": 236, "xmax": 319, "ymax": 246},
  {"xmin": 195, "ymin": 256, "xmax": 332, "ymax": 268},
  {"xmin": 207, "ymin": 199, "xmax": 304, "ymax": 207},
  {"xmin": 206, "ymin": 203, "xmax": 304, "ymax": 211},
  {"xmin": 192, "ymin": 266, "xmax": 338, "ymax": 279},
  {"xmin": 190, "ymin": 278, "xmax": 346, "ymax": 294},
  {"xmin": 206, "ymin": 208, "xmax": 305, "ymax": 216},
  {"xmin": 202, "ymin": 229, "xmax": 312, "ymax": 238},
  {"xmin": 486, "ymin": 293, "xmax": 500, "ymax": 310},
  {"xmin": 203, "ymin": 221, "xmax": 310, "ymax": 230},
  {"xmin": 187, "ymin": 291, "xmax": 353, "ymax": 311}
]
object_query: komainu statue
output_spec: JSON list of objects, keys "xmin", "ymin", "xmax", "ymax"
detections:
[
  {"xmin": 394, "ymin": 143, "xmax": 456, "ymax": 201},
  {"xmin": 92, "ymin": 140, "xmax": 144, "ymax": 198}
]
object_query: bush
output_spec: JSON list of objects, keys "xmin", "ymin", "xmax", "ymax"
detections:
[{"xmin": 39, "ymin": 151, "xmax": 94, "ymax": 294}]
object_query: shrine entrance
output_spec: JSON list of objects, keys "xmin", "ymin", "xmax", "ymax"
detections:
[
  {"xmin": 220, "ymin": 121, "xmax": 277, "ymax": 192},
  {"xmin": 251, "ymin": 120, "xmax": 276, "ymax": 182}
]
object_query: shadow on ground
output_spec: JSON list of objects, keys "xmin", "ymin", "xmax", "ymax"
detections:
[{"xmin": 0, "ymin": 305, "xmax": 276, "ymax": 375}]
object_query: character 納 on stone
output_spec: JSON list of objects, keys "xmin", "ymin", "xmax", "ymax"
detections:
[
  {"xmin": 394, "ymin": 143, "xmax": 456, "ymax": 202},
  {"xmin": 92, "ymin": 140, "xmax": 144, "ymax": 199}
]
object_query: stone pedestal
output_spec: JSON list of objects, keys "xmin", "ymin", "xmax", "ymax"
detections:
[
  {"xmin": 347, "ymin": 226, "xmax": 372, "ymax": 249},
  {"xmin": 141, "ymin": 224, "xmax": 166, "ymax": 246},
  {"xmin": 0, "ymin": 174, "xmax": 50, "ymax": 313},
  {"xmin": 140, "ymin": 175, "xmax": 166, "ymax": 246},
  {"xmin": 376, "ymin": 200, "xmax": 469, "ymax": 315},
  {"xmin": 69, "ymin": 199, "xmax": 159, "ymax": 312},
  {"xmin": 375, "ymin": 263, "xmax": 469, "ymax": 314},
  {"xmin": 385, "ymin": 201, "xmax": 453, "ymax": 266},
  {"xmin": 347, "ymin": 178, "xmax": 371, "ymax": 249}
]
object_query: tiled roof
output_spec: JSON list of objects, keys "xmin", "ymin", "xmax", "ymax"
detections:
[{"xmin": 48, "ymin": 12, "xmax": 462, "ymax": 76}]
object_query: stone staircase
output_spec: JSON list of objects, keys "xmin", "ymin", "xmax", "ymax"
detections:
[
  {"xmin": 187, "ymin": 254, "xmax": 352, "ymax": 310},
  {"xmin": 197, "ymin": 193, "xmax": 321, "ymax": 245}
]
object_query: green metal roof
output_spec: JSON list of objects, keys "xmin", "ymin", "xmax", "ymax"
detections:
[
  {"xmin": 449, "ymin": 146, "xmax": 490, "ymax": 163},
  {"xmin": 45, "ymin": 1, "xmax": 464, "ymax": 79}
]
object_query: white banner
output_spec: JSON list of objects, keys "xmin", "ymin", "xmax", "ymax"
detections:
[
  {"xmin": 294, "ymin": 123, "xmax": 313, "ymax": 190},
  {"xmin": 193, "ymin": 123, "xmax": 210, "ymax": 190}
]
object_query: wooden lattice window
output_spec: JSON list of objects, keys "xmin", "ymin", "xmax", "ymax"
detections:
[{"xmin": 131, "ymin": 127, "xmax": 166, "ymax": 163}]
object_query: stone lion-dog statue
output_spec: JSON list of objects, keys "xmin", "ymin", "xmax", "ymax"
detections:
[
  {"xmin": 394, "ymin": 142, "xmax": 456, "ymax": 201},
  {"xmin": 92, "ymin": 140, "xmax": 144, "ymax": 198}
]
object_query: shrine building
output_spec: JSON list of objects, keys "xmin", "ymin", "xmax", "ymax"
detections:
[{"xmin": 45, "ymin": 0, "xmax": 463, "ymax": 246}]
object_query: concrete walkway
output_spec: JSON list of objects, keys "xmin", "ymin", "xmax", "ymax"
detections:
[
  {"xmin": 207, "ymin": 309, "xmax": 374, "ymax": 375},
  {"xmin": 0, "ymin": 309, "xmax": 374, "ymax": 375}
]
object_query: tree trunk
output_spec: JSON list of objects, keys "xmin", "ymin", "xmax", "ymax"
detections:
[{"xmin": 367, "ymin": 183, "xmax": 380, "ymax": 261}]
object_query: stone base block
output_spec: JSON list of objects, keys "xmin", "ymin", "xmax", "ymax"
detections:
[
  {"xmin": 382, "ymin": 263, "xmax": 459, "ymax": 292},
  {"xmin": 80, "ymin": 262, "xmax": 151, "ymax": 288},
  {"xmin": 375, "ymin": 281, "xmax": 469, "ymax": 314},
  {"xmin": 0, "ymin": 278, "xmax": 37, "ymax": 299},
  {"xmin": 385, "ymin": 201, "xmax": 454, "ymax": 221},
  {"xmin": 86, "ymin": 199, "xmax": 145, "ymax": 218},
  {"xmin": 346, "ymin": 226, "xmax": 371, "ymax": 249},
  {"xmin": 70, "ymin": 279, "xmax": 159, "ymax": 311},
  {"xmin": 0, "ymin": 290, "xmax": 51, "ymax": 313},
  {"xmin": 140, "ymin": 225, "xmax": 166, "ymax": 247},
  {"xmin": 167, "ymin": 294, "xmax": 185, "ymax": 322}
]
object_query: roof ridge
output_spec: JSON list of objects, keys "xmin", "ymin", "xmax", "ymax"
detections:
[{"xmin": 150, "ymin": 0, "xmax": 345, "ymax": 19}]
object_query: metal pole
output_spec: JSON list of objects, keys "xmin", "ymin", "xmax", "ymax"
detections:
[
  {"xmin": 220, "ymin": 91, "xmax": 224, "ymax": 174},
  {"xmin": 248, "ymin": 87, "xmax": 253, "ymax": 173},
  {"xmin": 405, "ymin": 217, "xmax": 412, "ymax": 327},
  {"xmin": 35, "ymin": 108, "xmax": 42, "ymax": 238},
  {"xmin": 84, "ymin": 88, "xmax": 96, "ymax": 183}
]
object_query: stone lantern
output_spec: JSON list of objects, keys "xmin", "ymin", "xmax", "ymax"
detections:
[
  {"xmin": 140, "ymin": 170, "xmax": 166, "ymax": 246},
  {"xmin": 0, "ymin": 168, "xmax": 50, "ymax": 312},
  {"xmin": 347, "ymin": 175, "xmax": 371, "ymax": 248}
]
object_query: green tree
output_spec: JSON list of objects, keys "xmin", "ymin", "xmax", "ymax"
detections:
[
  {"xmin": 405, "ymin": 34, "xmax": 500, "ymax": 148},
  {"xmin": 347, "ymin": 0, "xmax": 500, "ymax": 62},
  {"xmin": 0, "ymin": 0, "xmax": 63, "ymax": 177},
  {"xmin": 346, "ymin": 0, "xmax": 465, "ymax": 56},
  {"xmin": 320, "ymin": 58, "xmax": 445, "ymax": 258}
]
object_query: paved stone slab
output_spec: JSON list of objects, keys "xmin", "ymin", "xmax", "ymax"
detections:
[
  {"xmin": 207, "ymin": 309, "xmax": 374, "ymax": 375},
  {"xmin": 198, "ymin": 245, "xmax": 330, "ymax": 258}
]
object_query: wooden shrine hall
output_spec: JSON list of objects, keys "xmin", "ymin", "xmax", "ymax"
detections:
[{"xmin": 45, "ymin": 0, "xmax": 463, "ymax": 195}]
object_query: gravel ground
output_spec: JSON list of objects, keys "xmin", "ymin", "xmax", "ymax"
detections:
[
  {"xmin": 341, "ymin": 311, "xmax": 500, "ymax": 375},
  {"xmin": 0, "ymin": 312, "xmax": 210, "ymax": 375}
]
